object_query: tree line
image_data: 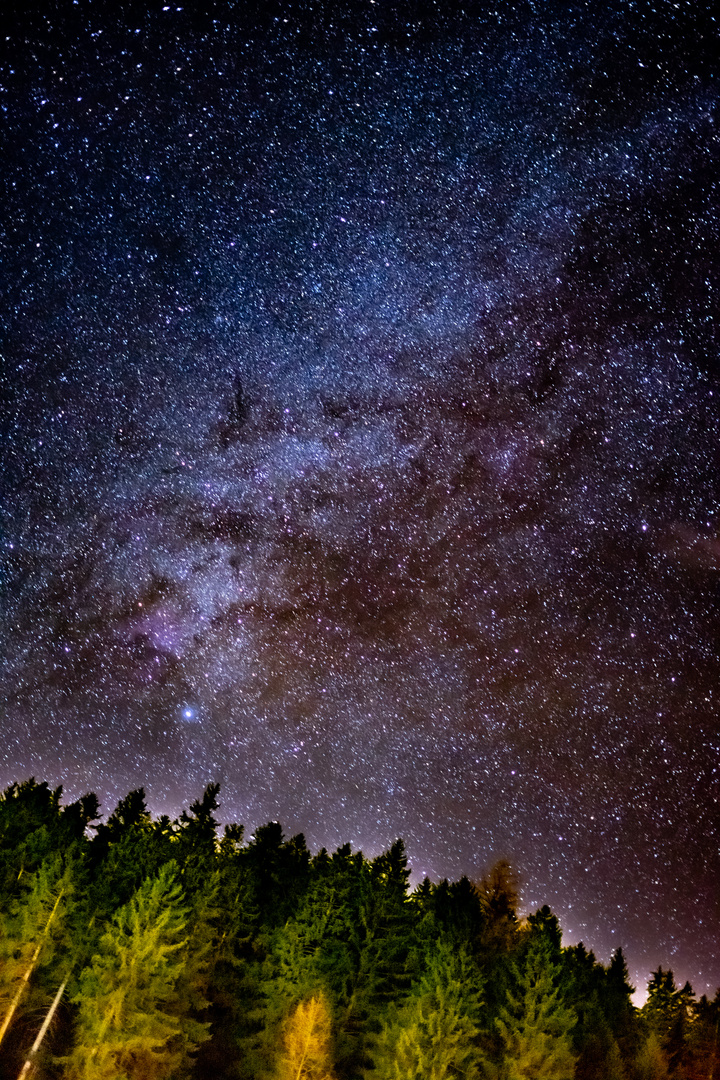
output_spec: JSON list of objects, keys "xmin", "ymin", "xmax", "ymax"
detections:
[{"xmin": 0, "ymin": 778, "xmax": 717, "ymax": 1080}]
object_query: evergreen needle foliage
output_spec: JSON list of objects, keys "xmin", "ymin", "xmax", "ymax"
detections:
[
  {"xmin": 275, "ymin": 993, "xmax": 336, "ymax": 1080},
  {"xmin": 495, "ymin": 932, "xmax": 577, "ymax": 1080},
  {"xmin": 0, "ymin": 778, "xmax": 717, "ymax": 1080},
  {"xmin": 370, "ymin": 938, "xmax": 484, "ymax": 1080},
  {"xmin": 63, "ymin": 861, "xmax": 209, "ymax": 1080}
]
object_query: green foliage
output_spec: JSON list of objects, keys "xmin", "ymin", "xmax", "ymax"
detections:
[
  {"xmin": 0, "ymin": 779, "xmax": 63, "ymax": 865},
  {"xmin": 604, "ymin": 949, "xmax": 636, "ymax": 1029},
  {"xmin": 561, "ymin": 941, "xmax": 634, "ymax": 1080},
  {"xmin": 495, "ymin": 932, "xmax": 577, "ymax": 1080},
  {"xmin": 0, "ymin": 779, "xmax": 98, "ymax": 911},
  {"xmin": 245, "ymin": 822, "xmax": 311, "ymax": 927},
  {"xmin": 63, "ymin": 861, "xmax": 209, "ymax": 1080},
  {"xmin": 634, "ymin": 1031, "xmax": 670, "ymax": 1080},
  {"xmin": 0, "ymin": 853, "xmax": 70, "ymax": 1062},
  {"xmin": 0, "ymin": 778, "xmax": 715, "ymax": 1080},
  {"xmin": 686, "ymin": 991, "xmax": 720, "ymax": 1080},
  {"xmin": 640, "ymin": 966, "xmax": 695, "ymax": 1074},
  {"xmin": 369, "ymin": 937, "xmax": 484, "ymax": 1080}
]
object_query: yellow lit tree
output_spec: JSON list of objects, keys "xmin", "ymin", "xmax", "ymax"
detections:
[
  {"xmin": 62, "ymin": 861, "xmax": 208, "ymax": 1080},
  {"xmin": 0, "ymin": 855, "xmax": 66, "ymax": 1052},
  {"xmin": 274, "ymin": 993, "xmax": 337, "ymax": 1080}
]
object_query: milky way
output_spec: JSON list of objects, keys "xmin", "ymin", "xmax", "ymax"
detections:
[{"xmin": 1, "ymin": 1, "xmax": 719, "ymax": 998}]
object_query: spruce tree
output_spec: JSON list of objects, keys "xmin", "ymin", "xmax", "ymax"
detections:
[
  {"xmin": 63, "ymin": 861, "xmax": 209, "ymax": 1080},
  {"xmin": 687, "ymin": 990, "xmax": 720, "ymax": 1080},
  {"xmin": 0, "ymin": 779, "xmax": 97, "ymax": 905},
  {"xmin": 634, "ymin": 1031, "xmax": 670, "ymax": 1080},
  {"xmin": 644, "ymin": 966, "xmax": 678, "ymax": 1034},
  {"xmin": 563, "ymin": 941, "xmax": 628, "ymax": 1080},
  {"xmin": 369, "ymin": 935, "xmax": 484, "ymax": 1080},
  {"xmin": 495, "ymin": 932, "xmax": 577, "ymax": 1080},
  {"xmin": 244, "ymin": 822, "xmax": 311, "ymax": 927},
  {"xmin": 640, "ymin": 966, "xmax": 694, "ymax": 1074},
  {"xmin": 254, "ymin": 842, "xmax": 370, "ymax": 1079},
  {"xmin": 478, "ymin": 860, "xmax": 520, "ymax": 955},
  {"xmin": 190, "ymin": 844, "xmax": 260, "ymax": 1080},
  {"xmin": 602, "ymin": 947, "xmax": 637, "ymax": 1057}
]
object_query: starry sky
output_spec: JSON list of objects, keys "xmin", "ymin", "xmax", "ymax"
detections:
[{"xmin": 1, "ymin": 0, "xmax": 719, "ymax": 998}]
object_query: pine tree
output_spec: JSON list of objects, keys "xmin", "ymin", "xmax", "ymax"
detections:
[
  {"xmin": 190, "ymin": 846, "xmax": 260, "ymax": 1080},
  {"xmin": 563, "ymin": 941, "xmax": 629, "ymax": 1080},
  {"xmin": 495, "ymin": 932, "xmax": 577, "ymax": 1080},
  {"xmin": 273, "ymin": 993, "xmax": 337, "ymax": 1080},
  {"xmin": 362, "ymin": 841, "xmax": 413, "ymax": 1014},
  {"xmin": 634, "ymin": 1031, "xmax": 670, "ymax": 1080},
  {"xmin": 603, "ymin": 947, "xmax": 637, "ymax": 1053},
  {"xmin": 644, "ymin": 966, "xmax": 678, "ymax": 1035},
  {"xmin": 667, "ymin": 980, "xmax": 695, "ymax": 1074},
  {"xmin": 254, "ymin": 843, "xmax": 367, "ymax": 1078},
  {"xmin": 86, "ymin": 788, "xmax": 175, "ymax": 923},
  {"xmin": 604, "ymin": 1038, "xmax": 627, "ymax": 1080},
  {"xmin": 0, "ymin": 779, "xmax": 63, "ymax": 881},
  {"xmin": 245, "ymin": 822, "xmax": 311, "ymax": 927},
  {"xmin": 176, "ymin": 783, "xmax": 221, "ymax": 892},
  {"xmin": 0, "ymin": 779, "xmax": 97, "ymax": 905},
  {"xmin": 640, "ymin": 966, "xmax": 694, "ymax": 1074},
  {"xmin": 687, "ymin": 990, "xmax": 720, "ymax": 1080},
  {"xmin": 370, "ymin": 936, "xmax": 484, "ymax": 1080},
  {"xmin": 63, "ymin": 861, "xmax": 209, "ymax": 1080},
  {"xmin": 0, "ymin": 855, "xmax": 67, "ymax": 1053}
]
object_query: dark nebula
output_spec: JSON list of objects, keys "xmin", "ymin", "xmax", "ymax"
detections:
[{"xmin": 1, "ymin": 1, "xmax": 719, "ymax": 998}]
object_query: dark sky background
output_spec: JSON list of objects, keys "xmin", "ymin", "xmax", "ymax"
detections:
[{"xmin": 1, "ymin": 0, "xmax": 719, "ymax": 999}]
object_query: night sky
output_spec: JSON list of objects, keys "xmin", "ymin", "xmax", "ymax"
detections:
[{"xmin": 2, "ymin": 0, "xmax": 719, "ymax": 999}]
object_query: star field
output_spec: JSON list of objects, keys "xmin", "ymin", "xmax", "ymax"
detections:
[{"xmin": 1, "ymin": 1, "xmax": 719, "ymax": 999}]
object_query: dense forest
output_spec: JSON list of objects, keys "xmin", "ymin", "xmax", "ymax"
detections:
[{"xmin": 0, "ymin": 780, "xmax": 717, "ymax": 1080}]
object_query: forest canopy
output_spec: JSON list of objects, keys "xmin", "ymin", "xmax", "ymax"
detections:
[{"xmin": 0, "ymin": 778, "xmax": 717, "ymax": 1080}]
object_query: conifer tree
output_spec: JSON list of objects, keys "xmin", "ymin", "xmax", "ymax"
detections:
[
  {"xmin": 273, "ymin": 993, "xmax": 337, "ymax": 1080},
  {"xmin": 644, "ymin": 966, "xmax": 678, "ymax": 1033},
  {"xmin": 253, "ymin": 843, "xmax": 368, "ymax": 1078},
  {"xmin": 687, "ymin": 990, "xmax": 720, "ymax": 1080},
  {"xmin": 0, "ymin": 779, "xmax": 63, "ymax": 875},
  {"xmin": 478, "ymin": 860, "xmax": 520, "ymax": 955},
  {"xmin": 476, "ymin": 859, "xmax": 522, "ymax": 1032},
  {"xmin": 604, "ymin": 1038, "xmax": 627, "ymax": 1080},
  {"xmin": 176, "ymin": 783, "xmax": 221, "ymax": 889},
  {"xmin": 2, "ymin": 776, "xmax": 718, "ymax": 1080},
  {"xmin": 0, "ymin": 779, "xmax": 97, "ymax": 904},
  {"xmin": 563, "ymin": 941, "xmax": 628, "ymax": 1080},
  {"xmin": 640, "ymin": 966, "xmax": 694, "ymax": 1074},
  {"xmin": 634, "ymin": 1031, "xmax": 670, "ymax": 1080},
  {"xmin": 369, "ymin": 935, "xmax": 484, "ymax": 1080},
  {"xmin": 89, "ymin": 788, "xmax": 151, "ymax": 858},
  {"xmin": 191, "ymin": 823, "xmax": 261, "ymax": 1080},
  {"xmin": 361, "ymin": 841, "xmax": 413, "ymax": 1013},
  {"xmin": 63, "ymin": 861, "xmax": 209, "ymax": 1080},
  {"xmin": 495, "ymin": 931, "xmax": 577, "ymax": 1080},
  {"xmin": 245, "ymin": 822, "xmax": 311, "ymax": 927},
  {"xmin": 603, "ymin": 947, "xmax": 636, "ymax": 1051},
  {"xmin": 0, "ymin": 855, "xmax": 67, "ymax": 1052}
]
